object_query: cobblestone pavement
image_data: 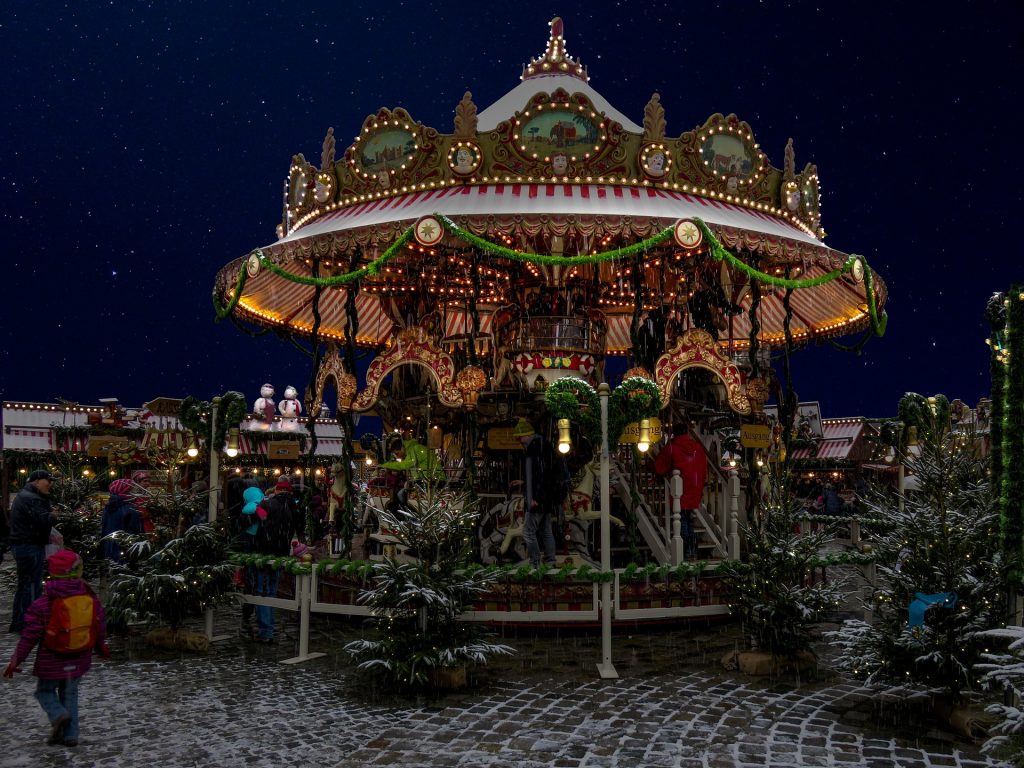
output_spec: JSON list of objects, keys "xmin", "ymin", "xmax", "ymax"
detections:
[{"xmin": 0, "ymin": 564, "xmax": 1012, "ymax": 767}]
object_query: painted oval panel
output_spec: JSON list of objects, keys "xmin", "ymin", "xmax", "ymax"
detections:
[
  {"xmin": 518, "ymin": 110, "xmax": 602, "ymax": 161},
  {"xmin": 699, "ymin": 134, "xmax": 755, "ymax": 179},
  {"xmin": 360, "ymin": 128, "xmax": 416, "ymax": 173}
]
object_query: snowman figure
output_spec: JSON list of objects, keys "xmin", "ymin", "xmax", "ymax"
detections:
[
  {"xmin": 254, "ymin": 383, "xmax": 276, "ymax": 425},
  {"xmin": 279, "ymin": 385, "xmax": 302, "ymax": 427}
]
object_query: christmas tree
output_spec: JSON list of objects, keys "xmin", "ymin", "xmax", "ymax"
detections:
[
  {"xmin": 720, "ymin": 472, "xmax": 845, "ymax": 658},
  {"xmin": 345, "ymin": 487, "xmax": 512, "ymax": 688},
  {"xmin": 826, "ymin": 393, "xmax": 1004, "ymax": 702}
]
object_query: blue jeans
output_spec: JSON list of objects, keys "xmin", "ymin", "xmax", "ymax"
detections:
[
  {"xmin": 10, "ymin": 543, "xmax": 45, "ymax": 631},
  {"xmin": 253, "ymin": 568, "xmax": 280, "ymax": 640},
  {"xmin": 523, "ymin": 508, "xmax": 556, "ymax": 567},
  {"xmin": 36, "ymin": 676, "xmax": 81, "ymax": 742}
]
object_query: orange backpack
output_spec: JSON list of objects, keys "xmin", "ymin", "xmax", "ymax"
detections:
[{"xmin": 43, "ymin": 594, "xmax": 98, "ymax": 654}]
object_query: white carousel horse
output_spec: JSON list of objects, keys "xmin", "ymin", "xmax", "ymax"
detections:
[{"xmin": 480, "ymin": 462, "xmax": 624, "ymax": 565}]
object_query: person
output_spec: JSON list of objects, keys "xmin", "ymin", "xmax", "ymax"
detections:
[
  {"xmin": 8, "ymin": 470, "xmax": 59, "ymax": 634},
  {"xmin": 229, "ymin": 476, "xmax": 261, "ymax": 636},
  {"xmin": 3, "ymin": 549, "xmax": 110, "ymax": 747},
  {"xmin": 822, "ymin": 483, "xmax": 844, "ymax": 516},
  {"xmin": 0, "ymin": 500, "xmax": 9, "ymax": 568},
  {"xmin": 99, "ymin": 479, "xmax": 144, "ymax": 562},
  {"xmin": 188, "ymin": 480, "xmax": 210, "ymax": 529},
  {"xmin": 375, "ymin": 435, "xmax": 409, "ymax": 513},
  {"xmin": 514, "ymin": 419, "xmax": 568, "ymax": 568},
  {"xmin": 251, "ymin": 482, "xmax": 295, "ymax": 643},
  {"xmin": 653, "ymin": 423, "xmax": 708, "ymax": 558},
  {"xmin": 379, "ymin": 429, "xmax": 445, "ymax": 486}
]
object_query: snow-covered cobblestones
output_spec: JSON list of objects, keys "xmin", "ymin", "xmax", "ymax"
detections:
[{"xmin": 0, "ymin": 579, "xmax": 1011, "ymax": 767}]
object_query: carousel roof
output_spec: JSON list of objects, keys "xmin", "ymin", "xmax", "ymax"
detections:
[
  {"xmin": 215, "ymin": 17, "xmax": 887, "ymax": 354},
  {"xmin": 477, "ymin": 76, "xmax": 642, "ymax": 133},
  {"xmin": 278, "ymin": 184, "xmax": 819, "ymax": 248}
]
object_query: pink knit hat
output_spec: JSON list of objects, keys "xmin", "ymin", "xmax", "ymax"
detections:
[
  {"xmin": 109, "ymin": 478, "xmax": 134, "ymax": 497},
  {"xmin": 48, "ymin": 549, "xmax": 83, "ymax": 578}
]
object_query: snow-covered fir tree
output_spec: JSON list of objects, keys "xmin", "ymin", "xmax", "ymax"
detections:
[
  {"xmin": 720, "ymin": 472, "xmax": 845, "ymax": 657},
  {"xmin": 827, "ymin": 393, "xmax": 1004, "ymax": 702},
  {"xmin": 977, "ymin": 625, "xmax": 1024, "ymax": 765},
  {"xmin": 345, "ymin": 487, "xmax": 512, "ymax": 688}
]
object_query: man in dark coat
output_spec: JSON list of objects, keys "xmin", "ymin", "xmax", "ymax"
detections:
[
  {"xmin": 514, "ymin": 419, "xmax": 568, "ymax": 567},
  {"xmin": 8, "ymin": 470, "xmax": 59, "ymax": 633}
]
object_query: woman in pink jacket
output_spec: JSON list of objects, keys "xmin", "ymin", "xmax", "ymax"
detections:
[{"xmin": 3, "ymin": 550, "xmax": 109, "ymax": 748}]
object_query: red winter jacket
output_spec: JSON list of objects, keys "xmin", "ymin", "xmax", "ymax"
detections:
[
  {"xmin": 9, "ymin": 577, "xmax": 107, "ymax": 680},
  {"xmin": 653, "ymin": 433, "xmax": 708, "ymax": 509}
]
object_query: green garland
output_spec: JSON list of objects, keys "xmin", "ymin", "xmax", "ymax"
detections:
[
  {"xmin": 179, "ymin": 391, "xmax": 247, "ymax": 450},
  {"xmin": 213, "ymin": 215, "xmax": 887, "ymax": 351},
  {"xmin": 438, "ymin": 215, "xmax": 675, "ymax": 266},
  {"xmin": 1001, "ymin": 286, "xmax": 1024, "ymax": 585},
  {"xmin": 212, "ymin": 262, "xmax": 248, "ymax": 320},
  {"xmin": 543, "ymin": 376, "xmax": 601, "ymax": 445},
  {"xmin": 229, "ymin": 552, "xmax": 312, "ymax": 575},
  {"xmin": 211, "ymin": 227, "xmax": 415, "ymax": 318},
  {"xmin": 693, "ymin": 218, "xmax": 887, "ymax": 337},
  {"xmin": 607, "ymin": 376, "xmax": 663, "ymax": 450}
]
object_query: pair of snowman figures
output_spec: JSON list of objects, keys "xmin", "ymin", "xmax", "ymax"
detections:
[{"xmin": 253, "ymin": 383, "xmax": 302, "ymax": 424}]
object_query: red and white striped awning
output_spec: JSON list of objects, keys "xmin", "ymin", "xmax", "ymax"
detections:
[
  {"xmin": 281, "ymin": 184, "xmax": 821, "ymax": 249},
  {"xmin": 790, "ymin": 419, "xmax": 867, "ymax": 461},
  {"xmin": 235, "ymin": 281, "xmax": 394, "ymax": 347},
  {"xmin": 4, "ymin": 428, "xmax": 59, "ymax": 453}
]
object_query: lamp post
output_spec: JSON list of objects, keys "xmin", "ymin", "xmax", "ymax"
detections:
[
  {"xmin": 207, "ymin": 396, "xmax": 221, "ymax": 526},
  {"xmin": 203, "ymin": 396, "xmax": 232, "ymax": 643},
  {"xmin": 596, "ymin": 383, "xmax": 618, "ymax": 679}
]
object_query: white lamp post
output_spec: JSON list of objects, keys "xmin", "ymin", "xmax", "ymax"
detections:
[
  {"xmin": 204, "ymin": 396, "xmax": 231, "ymax": 643},
  {"xmin": 596, "ymin": 383, "xmax": 618, "ymax": 679}
]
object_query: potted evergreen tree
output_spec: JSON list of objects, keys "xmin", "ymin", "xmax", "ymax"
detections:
[
  {"xmin": 827, "ymin": 393, "xmax": 1003, "ymax": 737},
  {"xmin": 719, "ymin": 474, "xmax": 844, "ymax": 676},
  {"xmin": 104, "ymin": 485, "xmax": 237, "ymax": 652},
  {"xmin": 345, "ymin": 487, "xmax": 513, "ymax": 689}
]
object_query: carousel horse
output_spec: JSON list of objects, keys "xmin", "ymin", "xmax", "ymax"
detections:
[{"xmin": 479, "ymin": 462, "xmax": 624, "ymax": 565}]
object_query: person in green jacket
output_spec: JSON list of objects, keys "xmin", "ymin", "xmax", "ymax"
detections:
[{"xmin": 379, "ymin": 430, "xmax": 445, "ymax": 484}]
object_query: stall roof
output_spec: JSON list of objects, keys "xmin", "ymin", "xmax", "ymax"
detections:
[
  {"xmin": 790, "ymin": 417, "xmax": 877, "ymax": 462},
  {"xmin": 3, "ymin": 402, "xmax": 348, "ymax": 456}
]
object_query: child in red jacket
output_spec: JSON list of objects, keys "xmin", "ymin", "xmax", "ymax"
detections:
[{"xmin": 3, "ymin": 550, "xmax": 109, "ymax": 747}]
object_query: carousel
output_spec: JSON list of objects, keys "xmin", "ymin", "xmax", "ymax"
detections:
[{"xmin": 213, "ymin": 19, "xmax": 886, "ymax": 620}]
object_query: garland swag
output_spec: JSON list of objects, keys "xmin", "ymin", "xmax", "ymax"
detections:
[
  {"xmin": 178, "ymin": 391, "xmax": 247, "ymax": 451},
  {"xmin": 213, "ymin": 217, "xmax": 886, "ymax": 347}
]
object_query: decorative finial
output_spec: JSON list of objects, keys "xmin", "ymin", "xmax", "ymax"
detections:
[
  {"xmin": 783, "ymin": 138, "xmax": 795, "ymax": 182},
  {"xmin": 454, "ymin": 92, "xmax": 478, "ymax": 138},
  {"xmin": 321, "ymin": 128, "xmax": 336, "ymax": 169},
  {"xmin": 521, "ymin": 17, "xmax": 589, "ymax": 82},
  {"xmin": 643, "ymin": 93, "xmax": 666, "ymax": 141}
]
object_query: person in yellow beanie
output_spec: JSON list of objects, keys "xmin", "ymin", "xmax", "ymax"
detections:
[{"xmin": 514, "ymin": 419, "xmax": 568, "ymax": 567}]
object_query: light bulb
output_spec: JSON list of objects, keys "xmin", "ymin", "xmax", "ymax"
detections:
[{"xmin": 557, "ymin": 418, "xmax": 572, "ymax": 454}]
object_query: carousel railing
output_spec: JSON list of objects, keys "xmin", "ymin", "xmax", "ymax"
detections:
[{"xmin": 508, "ymin": 316, "xmax": 604, "ymax": 355}]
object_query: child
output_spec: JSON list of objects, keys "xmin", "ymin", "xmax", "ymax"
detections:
[{"xmin": 3, "ymin": 549, "xmax": 109, "ymax": 747}]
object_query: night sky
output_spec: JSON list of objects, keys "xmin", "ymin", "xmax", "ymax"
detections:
[{"xmin": 2, "ymin": 2, "xmax": 1020, "ymax": 421}]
